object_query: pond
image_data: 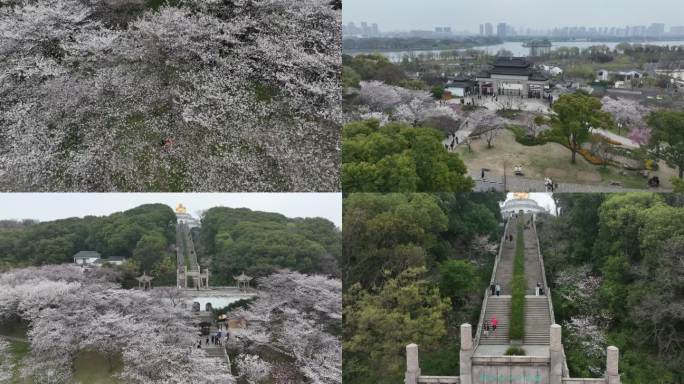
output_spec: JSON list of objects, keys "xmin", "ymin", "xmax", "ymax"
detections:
[
  {"xmin": 1, "ymin": 321, "xmax": 122, "ymax": 384},
  {"xmin": 191, "ymin": 296, "xmax": 245, "ymax": 311}
]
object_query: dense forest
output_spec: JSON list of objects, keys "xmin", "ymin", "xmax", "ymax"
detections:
[
  {"xmin": 342, "ymin": 120, "xmax": 474, "ymax": 192},
  {"xmin": 0, "ymin": 204, "xmax": 176, "ymax": 268},
  {"xmin": 199, "ymin": 207, "xmax": 341, "ymax": 284},
  {"xmin": 538, "ymin": 193, "xmax": 684, "ymax": 384},
  {"xmin": 342, "ymin": 193, "xmax": 504, "ymax": 384}
]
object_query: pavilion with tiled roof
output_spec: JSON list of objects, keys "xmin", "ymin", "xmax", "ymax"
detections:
[{"xmin": 475, "ymin": 57, "xmax": 550, "ymax": 98}]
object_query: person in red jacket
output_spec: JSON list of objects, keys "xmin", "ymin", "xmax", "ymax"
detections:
[{"xmin": 491, "ymin": 316, "xmax": 498, "ymax": 334}]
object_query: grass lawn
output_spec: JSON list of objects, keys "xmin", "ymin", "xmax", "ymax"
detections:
[
  {"xmin": 7, "ymin": 339, "xmax": 30, "ymax": 384},
  {"xmin": 456, "ymin": 130, "xmax": 676, "ymax": 189},
  {"xmin": 72, "ymin": 350, "xmax": 123, "ymax": 384}
]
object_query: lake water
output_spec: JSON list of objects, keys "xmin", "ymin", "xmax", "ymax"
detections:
[
  {"xmin": 346, "ymin": 40, "xmax": 684, "ymax": 62},
  {"xmin": 192, "ymin": 296, "xmax": 245, "ymax": 311}
]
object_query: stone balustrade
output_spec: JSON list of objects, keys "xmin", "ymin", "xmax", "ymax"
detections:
[
  {"xmin": 418, "ymin": 377, "xmax": 461, "ymax": 383},
  {"xmin": 406, "ymin": 324, "xmax": 621, "ymax": 384}
]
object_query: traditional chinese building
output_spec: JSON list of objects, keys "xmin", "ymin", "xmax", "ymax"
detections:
[{"xmin": 476, "ymin": 57, "xmax": 550, "ymax": 98}]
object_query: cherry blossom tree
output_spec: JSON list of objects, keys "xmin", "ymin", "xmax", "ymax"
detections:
[
  {"xmin": 628, "ymin": 127, "xmax": 652, "ymax": 146},
  {"xmin": 0, "ymin": 266, "xmax": 341, "ymax": 383},
  {"xmin": 600, "ymin": 96, "xmax": 651, "ymax": 132},
  {"xmin": 230, "ymin": 271, "xmax": 341, "ymax": 384},
  {"xmin": 0, "ymin": 265, "xmax": 234, "ymax": 383},
  {"xmin": 356, "ymin": 81, "xmax": 460, "ymax": 131},
  {"xmin": 0, "ymin": 0, "xmax": 340, "ymax": 191}
]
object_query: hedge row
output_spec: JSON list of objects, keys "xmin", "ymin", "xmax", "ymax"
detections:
[{"xmin": 509, "ymin": 219, "xmax": 526, "ymax": 341}]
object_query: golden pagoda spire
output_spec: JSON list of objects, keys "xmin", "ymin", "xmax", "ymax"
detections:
[{"xmin": 175, "ymin": 203, "xmax": 187, "ymax": 214}]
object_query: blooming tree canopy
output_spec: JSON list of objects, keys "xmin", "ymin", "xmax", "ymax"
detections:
[{"xmin": 0, "ymin": 0, "xmax": 340, "ymax": 191}]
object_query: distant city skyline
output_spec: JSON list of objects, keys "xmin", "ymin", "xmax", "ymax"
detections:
[{"xmin": 343, "ymin": 0, "xmax": 684, "ymax": 34}]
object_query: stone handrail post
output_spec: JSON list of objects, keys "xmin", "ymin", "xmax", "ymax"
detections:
[
  {"xmin": 550, "ymin": 324, "xmax": 562, "ymax": 384},
  {"xmin": 606, "ymin": 346, "xmax": 620, "ymax": 384},
  {"xmin": 460, "ymin": 324, "xmax": 473, "ymax": 384},
  {"xmin": 405, "ymin": 344, "xmax": 420, "ymax": 384}
]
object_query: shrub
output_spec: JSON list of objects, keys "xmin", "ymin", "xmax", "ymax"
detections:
[
  {"xmin": 504, "ymin": 346, "xmax": 526, "ymax": 356},
  {"xmin": 497, "ymin": 109, "xmax": 520, "ymax": 119},
  {"xmin": 508, "ymin": 125, "xmax": 546, "ymax": 146},
  {"xmin": 509, "ymin": 220, "xmax": 525, "ymax": 341}
]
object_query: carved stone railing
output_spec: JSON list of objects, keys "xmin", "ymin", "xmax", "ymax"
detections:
[
  {"xmin": 418, "ymin": 376, "xmax": 460, "ymax": 383},
  {"xmin": 533, "ymin": 215, "xmax": 570, "ymax": 377},
  {"xmin": 473, "ymin": 218, "xmax": 511, "ymax": 349},
  {"xmin": 532, "ymin": 216, "xmax": 554, "ymax": 324}
]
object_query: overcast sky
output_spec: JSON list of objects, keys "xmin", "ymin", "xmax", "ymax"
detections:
[
  {"xmin": 0, "ymin": 193, "xmax": 342, "ymax": 228},
  {"xmin": 343, "ymin": 0, "xmax": 684, "ymax": 32}
]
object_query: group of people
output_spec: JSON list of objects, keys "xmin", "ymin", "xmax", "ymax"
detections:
[
  {"xmin": 648, "ymin": 176, "xmax": 660, "ymax": 188},
  {"xmin": 197, "ymin": 330, "xmax": 228, "ymax": 349},
  {"xmin": 444, "ymin": 134, "xmax": 459, "ymax": 151},
  {"xmin": 506, "ymin": 234, "xmax": 514, "ymax": 242},
  {"xmin": 514, "ymin": 165, "xmax": 524, "ymax": 176},
  {"xmin": 483, "ymin": 316, "xmax": 498, "ymax": 337},
  {"xmin": 535, "ymin": 282, "xmax": 545, "ymax": 296},
  {"xmin": 489, "ymin": 282, "xmax": 501, "ymax": 296},
  {"xmin": 544, "ymin": 177, "xmax": 556, "ymax": 192}
]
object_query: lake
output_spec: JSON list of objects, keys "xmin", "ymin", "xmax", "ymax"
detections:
[{"xmin": 346, "ymin": 40, "xmax": 684, "ymax": 62}]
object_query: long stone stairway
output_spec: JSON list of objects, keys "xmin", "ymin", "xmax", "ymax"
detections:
[
  {"xmin": 524, "ymin": 296, "xmax": 551, "ymax": 344},
  {"xmin": 476, "ymin": 213, "xmax": 553, "ymax": 348},
  {"xmin": 478, "ymin": 296, "xmax": 511, "ymax": 345}
]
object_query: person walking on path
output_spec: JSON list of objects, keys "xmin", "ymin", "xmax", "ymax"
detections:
[
  {"xmin": 536, "ymin": 282, "xmax": 541, "ymax": 296},
  {"xmin": 491, "ymin": 316, "xmax": 498, "ymax": 334},
  {"xmin": 490, "ymin": 283, "xmax": 495, "ymax": 295},
  {"xmin": 495, "ymin": 283, "xmax": 501, "ymax": 296}
]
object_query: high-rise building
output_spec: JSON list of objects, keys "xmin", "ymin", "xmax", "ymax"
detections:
[
  {"xmin": 485, "ymin": 23, "xmax": 493, "ymax": 36},
  {"xmin": 648, "ymin": 23, "xmax": 665, "ymax": 37},
  {"xmin": 497, "ymin": 22, "xmax": 507, "ymax": 37},
  {"xmin": 480, "ymin": 24, "xmax": 484, "ymax": 35},
  {"xmin": 671, "ymin": 26, "xmax": 684, "ymax": 36}
]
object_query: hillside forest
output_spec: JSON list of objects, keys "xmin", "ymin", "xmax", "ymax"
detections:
[
  {"xmin": 538, "ymin": 193, "xmax": 684, "ymax": 383},
  {"xmin": 0, "ymin": 204, "xmax": 341, "ymax": 287},
  {"xmin": 342, "ymin": 192, "xmax": 504, "ymax": 384}
]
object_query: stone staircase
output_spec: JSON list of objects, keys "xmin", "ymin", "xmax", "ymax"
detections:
[
  {"xmin": 524, "ymin": 296, "xmax": 552, "ymax": 345},
  {"xmin": 477, "ymin": 214, "xmax": 555, "ymax": 348},
  {"xmin": 479, "ymin": 296, "xmax": 511, "ymax": 345},
  {"xmin": 195, "ymin": 312, "xmax": 232, "ymax": 372},
  {"xmin": 493, "ymin": 240, "xmax": 514, "ymax": 295}
]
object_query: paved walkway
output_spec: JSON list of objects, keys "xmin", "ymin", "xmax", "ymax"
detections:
[
  {"xmin": 591, "ymin": 128, "xmax": 639, "ymax": 149},
  {"xmin": 471, "ymin": 171, "xmax": 662, "ymax": 193},
  {"xmin": 442, "ymin": 118, "xmax": 474, "ymax": 149},
  {"xmin": 454, "ymin": 95, "xmax": 551, "ymax": 114}
]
